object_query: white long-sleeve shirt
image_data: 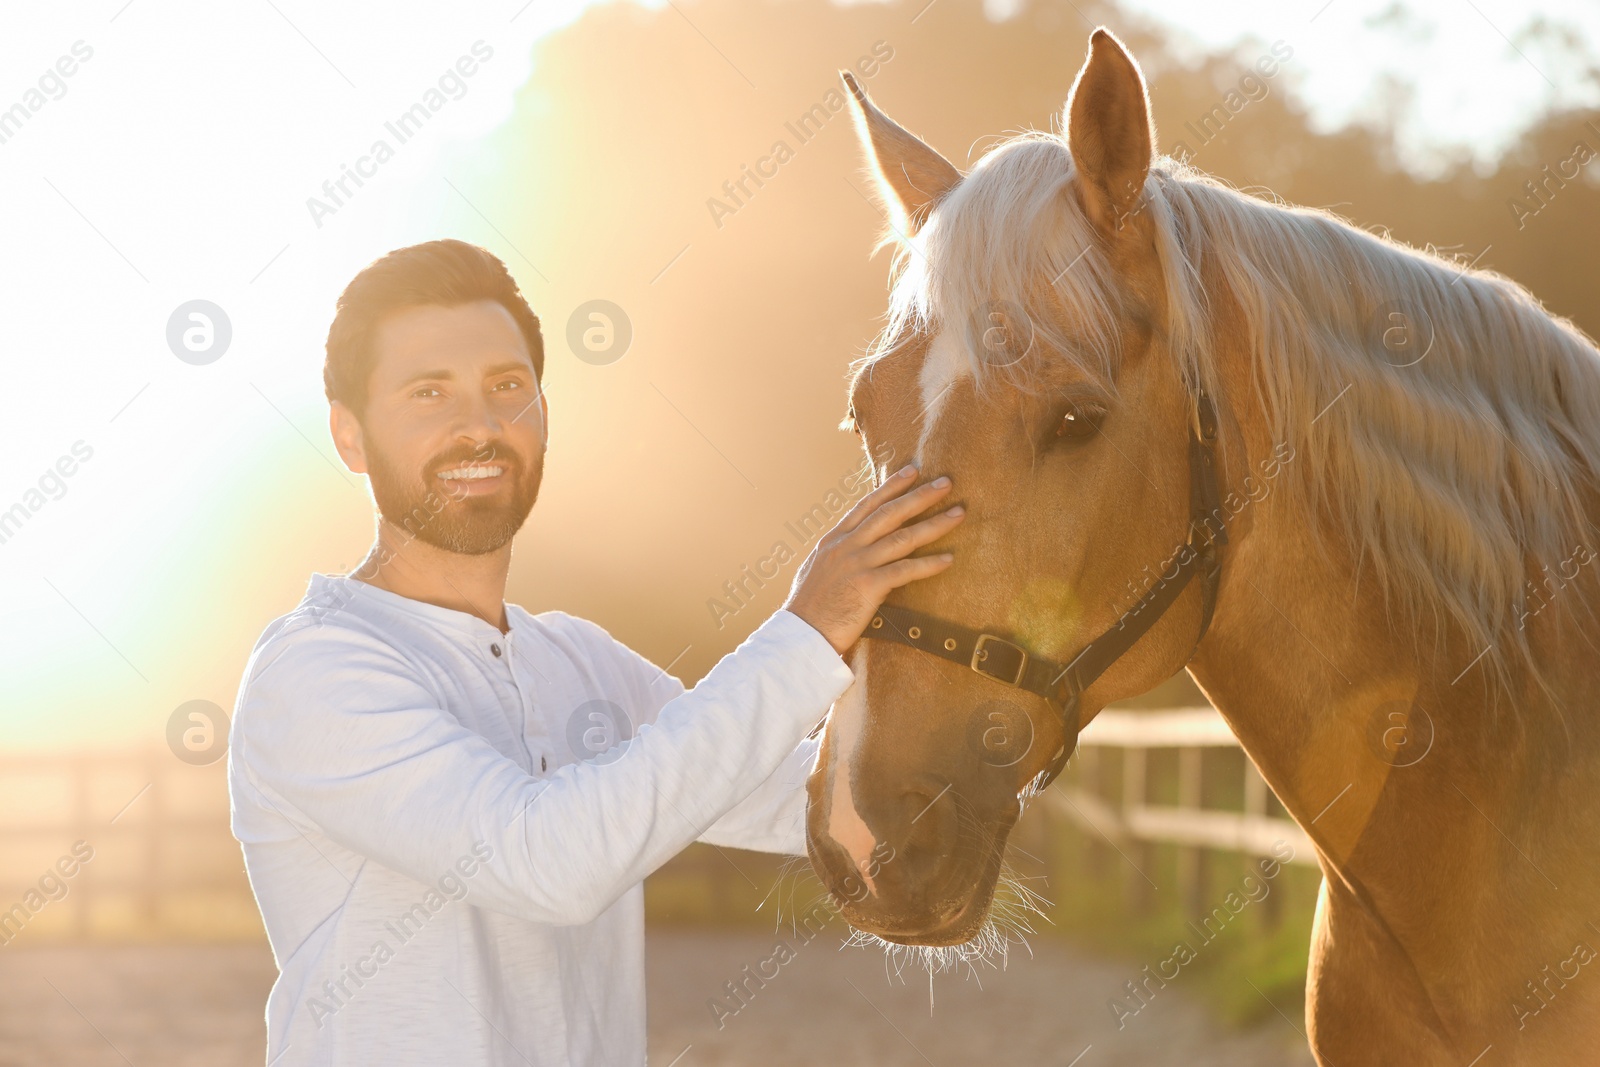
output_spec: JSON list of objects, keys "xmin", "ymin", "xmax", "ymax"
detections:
[{"xmin": 228, "ymin": 574, "xmax": 854, "ymax": 1067}]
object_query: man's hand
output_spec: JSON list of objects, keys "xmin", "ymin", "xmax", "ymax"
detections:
[{"xmin": 783, "ymin": 464, "xmax": 964, "ymax": 657}]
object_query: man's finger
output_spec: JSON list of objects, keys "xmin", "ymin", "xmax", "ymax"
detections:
[
  {"xmin": 850, "ymin": 476, "xmax": 953, "ymax": 544},
  {"xmin": 873, "ymin": 552, "xmax": 955, "ymax": 591},
  {"xmin": 860, "ymin": 507, "xmax": 964, "ymax": 566},
  {"xmin": 832, "ymin": 463, "xmax": 917, "ymax": 535}
]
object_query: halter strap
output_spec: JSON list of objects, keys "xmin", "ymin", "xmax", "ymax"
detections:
[{"xmin": 860, "ymin": 390, "xmax": 1228, "ymax": 791}]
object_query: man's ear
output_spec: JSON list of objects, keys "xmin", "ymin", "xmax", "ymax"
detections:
[
  {"xmin": 330, "ymin": 401, "xmax": 368, "ymax": 475},
  {"xmin": 1065, "ymin": 28, "xmax": 1155, "ymax": 235},
  {"xmin": 842, "ymin": 71, "xmax": 962, "ymax": 236}
]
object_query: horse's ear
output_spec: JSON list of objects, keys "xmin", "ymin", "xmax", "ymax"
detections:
[
  {"xmin": 841, "ymin": 71, "xmax": 962, "ymax": 236},
  {"xmin": 1065, "ymin": 28, "xmax": 1154, "ymax": 235}
]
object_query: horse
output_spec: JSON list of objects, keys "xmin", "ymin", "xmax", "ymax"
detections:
[{"xmin": 803, "ymin": 28, "xmax": 1600, "ymax": 1065}]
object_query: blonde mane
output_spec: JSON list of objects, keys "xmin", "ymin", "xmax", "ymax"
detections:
[{"xmin": 860, "ymin": 133, "xmax": 1600, "ymax": 693}]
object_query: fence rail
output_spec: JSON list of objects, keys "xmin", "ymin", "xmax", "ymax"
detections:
[
  {"xmin": 2, "ymin": 710, "xmax": 1316, "ymax": 943},
  {"xmin": 0, "ymin": 750, "xmax": 257, "ymax": 943},
  {"xmin": 1046, "ymin": 706, "xmax": 1316, "ymax": 865}
]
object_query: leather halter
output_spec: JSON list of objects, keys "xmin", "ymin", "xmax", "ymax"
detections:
[{"xmin": 860, "ymin": 390, "xmax": 1229, "ymax": 792}]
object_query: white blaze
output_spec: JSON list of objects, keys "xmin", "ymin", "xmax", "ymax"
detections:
[
  {"xmin": 915, "ymin": 327, "xmax": 966, "ymax": 462},
  {"xmin": 823, "ymin": 330, "xmax": 970, "ymax": 889},
  {"xmin": 825, "ymin": 650, "xmax": 880, "ymax": 890}
]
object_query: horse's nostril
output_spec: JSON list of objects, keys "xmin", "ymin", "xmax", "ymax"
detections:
[
  {"xmin": 902, "ymin": 779, "xmax": 958, "ymax": 830},
  {"xmin": 810, "ymin": 776, "xmax": 973, "ymax": 914},
  {"xmin": 865, "ymin": 785, "xmax": 956, "ymax": 889}
]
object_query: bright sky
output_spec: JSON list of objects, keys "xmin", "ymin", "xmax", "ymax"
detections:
[
  {"xmin": 0, "ymin": 0, "xmax": 610, "ymax": 749},
  {"xmin": 1107, "ymin": 0, "xmax": 1600, "ymax": 174},
  {"xmin": 1, "ymin": 0, "xmax": 1594, "ymax": 751}
]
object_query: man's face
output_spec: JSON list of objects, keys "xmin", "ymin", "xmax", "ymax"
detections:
[{"xmin": 338, "ymin": 300, "xmax": 546, "ymax": 555}]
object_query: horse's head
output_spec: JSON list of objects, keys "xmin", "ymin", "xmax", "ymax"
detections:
[{"xmin": 806, "ymin": 30, "xmax": 1222, "ymax": 949}]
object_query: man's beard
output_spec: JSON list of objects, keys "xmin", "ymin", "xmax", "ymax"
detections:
[{"xmin": 367, "ymin": 439, "xmax": 542, "ymax": 556}]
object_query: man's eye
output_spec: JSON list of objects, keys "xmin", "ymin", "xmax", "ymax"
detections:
[
  {"xmin": 413, "ymin": 387, "xmax": 442, "ymax": 399},
  {"xmin": 1055, "ymin": 402, "xmax": 1107, "ymax": 442},
  {"xmin": 492, "ymin": 380, "xmax": 521, "ymax": 392}
]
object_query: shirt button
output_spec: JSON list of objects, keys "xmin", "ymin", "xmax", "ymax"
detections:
[
  {"xmin": 490, "ymin": 643, "xmax": 502, "ymax": 658},
  {"xmin": 540, "ymin": 756, "xmax": 548, "ymax": 772}
]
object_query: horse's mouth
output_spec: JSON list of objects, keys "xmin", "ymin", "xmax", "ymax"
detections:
[
  {"xmin": 833, "ymin": 840, "xmax": 1005, "ymax": 947},
  {"xmin": 862, "ymin": 888, "xmax": 991, "ymax": 947}
]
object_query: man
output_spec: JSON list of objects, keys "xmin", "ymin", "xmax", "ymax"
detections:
[{"xmin": 228, "ymin": 239, "xmax": 963, "ymax": 1066}]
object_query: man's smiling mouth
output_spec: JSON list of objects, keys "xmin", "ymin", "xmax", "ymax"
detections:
[{"xmin": 436, "ymin": 465, "xmax": 506, "ymax": 481}]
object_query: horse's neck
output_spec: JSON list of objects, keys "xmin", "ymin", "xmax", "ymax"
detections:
[
  {"xmin": 1187, "ymin": 479, "xmax": 1600, "ymax": 1047},
  {"xmin": 1190, "ymin": 522, "xmax": 1588, "ymax": 848}
]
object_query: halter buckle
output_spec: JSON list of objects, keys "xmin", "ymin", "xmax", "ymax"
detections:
[{"xmin": 971, "ymin": 634, "xmax": 1028, "ymax": 687}]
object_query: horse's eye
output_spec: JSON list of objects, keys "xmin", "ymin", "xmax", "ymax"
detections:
[
  {"xmin": 842, "ymin": 408, "xmax": 861, "ymax": 436},
  {"xmin": 1056, "ymin": 402, "xmax": 1106, "ymax": 441}
]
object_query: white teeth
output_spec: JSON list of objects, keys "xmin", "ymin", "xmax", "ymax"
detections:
[{"xmin": 437, "ymin": 465, "xmax": 505, "ymax": 480}]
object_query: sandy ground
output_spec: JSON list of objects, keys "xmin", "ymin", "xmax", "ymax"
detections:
[
  {"xmin": 646, "ymin": 927, "xmax": 1314, "ymax": 1067},
  {"xmin": 0, "ymin": 931, "xmax": 1314, "ymax": 1066}
]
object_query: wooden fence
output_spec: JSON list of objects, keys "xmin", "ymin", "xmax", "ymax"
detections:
[
  {"xmin": 1, "ymin": 708, "xmax": 1316, "ymax": 941},
  {"xmin": 1048, "ymin": 707, "xmax": 1314, "ymax": 862},
  {"xmin": 1042, "ymin": 706, "xmax": 1316, "ymax": 920},
  {"xmin": 0, "ymin": 750, "xmax": 260, "ymax": 944}
]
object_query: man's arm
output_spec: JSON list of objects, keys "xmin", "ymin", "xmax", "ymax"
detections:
[
  {"xmin": 236, "ymin": 609, "xmax": 849, "ymax": 927},
  {"xmin": 553, "ymin": 462, "xmax": 965, "ymax": 859},
  {"xmin": 580, "ymin": 626, "xmax": 820, "ymax": 856},
  {"xmin": 695, "ymin": 735, "xmax": 819, "ymax": 855}
]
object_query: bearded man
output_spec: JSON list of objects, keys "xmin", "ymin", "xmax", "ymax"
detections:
[{"xmin": 228, "ymin": 239, "xmax": 963, "ymax": 1066}]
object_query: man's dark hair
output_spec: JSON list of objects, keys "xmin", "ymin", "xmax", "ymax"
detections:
[{"xmin": 324, "ymin": 239, "xmax": 544, "ymax": 416}]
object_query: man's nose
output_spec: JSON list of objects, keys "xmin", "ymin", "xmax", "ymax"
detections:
[{"xmin": 451, "ymin": 393, "xmax": 505, "ymax": 446}]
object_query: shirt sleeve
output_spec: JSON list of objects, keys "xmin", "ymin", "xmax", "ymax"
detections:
[
  {"xmin": 568, "ymin": 620, "xmax": 824, "ymax": 856},
  {"xmin": 233, "ymin": 608, "xmax": 852, "ymax": 927},
  {"xmin": 695, "ymin": 735, "xmax": 820, "ymax": 856}
]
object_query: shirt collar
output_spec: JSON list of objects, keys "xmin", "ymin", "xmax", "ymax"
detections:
[{"xmin": 307, "ymin": 573, "xmax": 517, "ymax": 639}]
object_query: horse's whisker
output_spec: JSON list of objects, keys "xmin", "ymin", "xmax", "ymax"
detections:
[{"xmin": 835, "ymin": 858, "xmax": 1049, "ymax": 980}]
